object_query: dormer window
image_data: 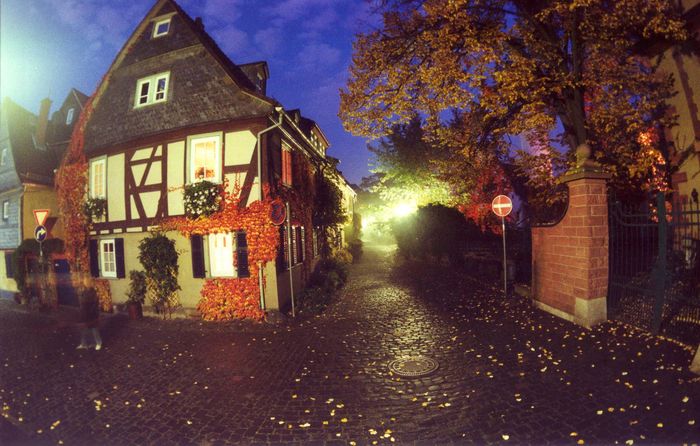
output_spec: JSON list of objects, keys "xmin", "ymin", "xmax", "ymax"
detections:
[
  {"xmin": 66, "ymin": 108, "xmax": 74, "ymax": 125},
  {"xmin": 134, "ymin": 72, "xmax": 170, "ymax": 107},
  {"xmin": 153, "ymin": 18, "xmax": 171, "ymax": 38}
]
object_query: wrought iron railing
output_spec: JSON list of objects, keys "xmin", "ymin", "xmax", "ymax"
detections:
[{"xmin": 608, "ymin": 190, "xmax": 700, "ymax": 345}]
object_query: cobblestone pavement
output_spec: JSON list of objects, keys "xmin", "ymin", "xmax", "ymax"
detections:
[{"xmin": 1, "ymin": 244, "xmax": 699, "ymax": 445}]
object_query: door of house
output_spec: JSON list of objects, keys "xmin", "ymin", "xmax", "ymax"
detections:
[
  {"xmin": 53, "ymin": 257, "xmax": 78, "ymax": 307},
  {"xmin": 608, "ymin": 192, "xmax": 700, "ymax": 344}
]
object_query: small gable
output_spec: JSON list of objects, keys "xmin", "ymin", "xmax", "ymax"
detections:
[
  {"xmin": 120, "ymin": 7, "xmax": 198, "ymax": 67},
  {"xmin": 2, "ymin": 99, "xmax": 56, "ymax": 185}
]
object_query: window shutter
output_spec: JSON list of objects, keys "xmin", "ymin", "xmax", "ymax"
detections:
[
  {"xmin": 236, "ymin": 231, "xmax": 249, "ymax": 278},
  {"xmin": 191, "ymin": 235, "xmax": 205, "ymax": 278},
  {"xmin": 300, "ymin": 227, "xmax": 306, "ymax": 261},
  {"xmin": 277, "ymin": 226, "xmax": 287, "ymax": 270},
  {"xmin": 5, "ymin": 251, "xmax": 14, "ymax": 278},
  {"xmin": 291, "ymin": 226, "xmax": 298, "ymax": 265},
  {"xmin": 115, "ymin": 238, "xmax": 126, "ymax": 278},
  {"xmin": 89, "ymin": 239, "xmax": 99, "ymax": 278}
]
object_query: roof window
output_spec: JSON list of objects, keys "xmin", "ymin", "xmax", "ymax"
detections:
[{"xmin": 153, "ymin": 18, "xmax": 171, "ymax": 38}]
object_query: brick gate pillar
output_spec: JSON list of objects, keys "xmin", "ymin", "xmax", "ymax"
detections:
[{"xmin": 531, "ymin": 145, "xmax": 611, "ymax": 328}]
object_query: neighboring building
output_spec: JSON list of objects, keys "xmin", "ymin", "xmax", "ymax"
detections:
[
  {"xmin": 339, "ymin": 172, "xmax": 358, "ymax": 247},
  {"xmin": 76, "ymin": 0, "xmax": 347, "ymax": 313},
  {"xmin": 657, "ymin": 0, "xmax": 700, "ymax": 203},
  {"xmin": 0, "ymin": 90, "xmax": 87, "ymax": 298}
]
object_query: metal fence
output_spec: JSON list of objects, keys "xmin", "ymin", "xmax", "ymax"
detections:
[{"xmin": 608, "ymin": 191, "xmax": 700, "ymax": 345}]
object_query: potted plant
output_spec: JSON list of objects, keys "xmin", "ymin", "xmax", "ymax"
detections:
[{"xmin": 126, "ymin": 270, "xmax": 146, "ymax": 319}]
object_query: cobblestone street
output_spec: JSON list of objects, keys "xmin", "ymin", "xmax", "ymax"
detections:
[{"xmin": 1, "ymin": 244, "xmax": 699, "ymax": 445}]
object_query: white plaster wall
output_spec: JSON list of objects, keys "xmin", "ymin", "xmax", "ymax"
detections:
[{"xmin": 107, "ymin": 153, "xmax": 125, "ymax": 221}]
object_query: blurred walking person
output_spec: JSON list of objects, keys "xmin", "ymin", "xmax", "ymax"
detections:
[{"xmin": 76, "ymin": 275, "xmax": 102, "ymax": 350}]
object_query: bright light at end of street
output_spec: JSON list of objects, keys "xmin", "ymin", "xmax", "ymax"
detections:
[{"xmin": 392, "ymin": 202, "xmax": 417, "ymax": 218}]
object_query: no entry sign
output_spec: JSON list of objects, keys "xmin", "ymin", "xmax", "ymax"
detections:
[{"xmin": 491, "ymin": 195, "xmax": 513, "ymax": 217}]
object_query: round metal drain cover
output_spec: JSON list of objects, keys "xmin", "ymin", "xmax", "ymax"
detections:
[{"xmin": 389, "ymin": 356, "xmax": 439, "ymax": 378}]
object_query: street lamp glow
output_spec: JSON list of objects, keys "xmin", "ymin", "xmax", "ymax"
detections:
[{"xmin": 392, "ymin": 202, "xmax": 417, "ymax": 218}]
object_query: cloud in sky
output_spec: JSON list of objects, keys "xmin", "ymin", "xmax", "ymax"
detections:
[
  {"xmin": 263, "ymin": 0, "xmax": 341, "ymax": 24},
  {"xmin": 212, "ymin": 24, "xmax": 251, "ymax": 59},
  {"xmin": 297, "ymin": 42, "xmax": 341, "ymax": 70},
  {"xmin": 202, "ymin": 0, "xmax": 243, "ymax": 25},
  {"xmin": 253, "ymin": 28, "xmax": 282, "ymax": 57},
  {"xmin": 43, "ymin": 0, "xmax": 146, "ymax": 55}
]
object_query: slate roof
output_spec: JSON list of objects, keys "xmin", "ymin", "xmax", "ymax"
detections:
[
  {"xmin": 48, "ymin": 88, "xmax": 89, "ymax": 144},
  {"xmin": 84, "ymin": 0, "xmax": 279, "ymax": 153},
  {"xmin": 1, "ymin": 98, "xmax": 53, "ymax": 185},
  {"xmin": 1, "ymin": 89, "xmax": 88, "ymax": 186}
]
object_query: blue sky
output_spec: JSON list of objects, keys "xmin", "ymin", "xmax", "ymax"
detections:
[{"xmin": 0, "ymin": 0, "xmax": 380, "ymax": 184}]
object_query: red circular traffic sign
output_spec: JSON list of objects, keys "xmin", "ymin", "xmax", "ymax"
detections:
[
  {"xmin": 270, "ymin": 199, "xmax": 286, "ymax": 225},
  {"xmin": 491, "ymin": 195, "xmax": 513, "ymax": 217}
]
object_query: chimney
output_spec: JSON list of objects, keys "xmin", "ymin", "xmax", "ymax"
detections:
[
  {"xmin": 194, "ymin": 17, "xmax": 204, "ymax": 30},
  {"xmin": 35, "ymin": 97, "xmax": 52, "ymax": 148}
]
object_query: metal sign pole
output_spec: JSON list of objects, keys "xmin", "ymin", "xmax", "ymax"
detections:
[
  {"xmin": 286, "ymin": 202, "xmax": 295, "ymax": 317},
  {"xmin": 501, "ymin": 215, "xmax": 507, "ymax": 297}
]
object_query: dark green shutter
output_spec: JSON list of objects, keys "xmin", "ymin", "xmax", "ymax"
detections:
[
  {"xmin": 236, "ymin": 231, "xmax": 249, "ymax": 278},
  {"xmin": 115, "ymin": 238, "xmax": 126, "ymax": 278},
  {"xmin": 5, "ymin": 251, "xmax": 14, "ymax": 278},
  {"xmin": 277, "ymin": 226, "xmax": 287, "ymax": 270},
  {"xmin": 89, "ymin": 239, "xmax": 99, "ymax": 278},
  {"xmin": 191, "ymin": 235, "xmax": 205, "ymax": 278}
]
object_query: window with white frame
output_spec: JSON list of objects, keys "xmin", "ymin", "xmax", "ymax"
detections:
[
  {"xmin": 189, "ymin": 134, "xmax": 221, "ymax": 183},
  {"xmin": 134, "ymin": 72, "xmax": 170, "ymax": 107},
  {"xmin": 2, "ymin": 201, "xmax": 9, "ymax": 220},
  {"xmin": 100, "ymin": 239, "xmax": 117, "ymax": 278},
  {"xmin": 66, "ymin": 108, "xmax": 75, "ymax": 125},
  {"xmin": 152, "ymin": 18, "xmax": 171, "ymax": 38},
  {"xmin": 90, "ymin": 158, "xmax": 106, "ymax": 198},
  {"xmin": 208, "ymin": 232, "xmax": 235, "ymax": 277}
]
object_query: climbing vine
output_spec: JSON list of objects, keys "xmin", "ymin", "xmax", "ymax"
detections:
[
  {"xmin": 55, "ymin": 96, "xmax": 114, "ymax": 312},
  {"xmin": 161, "ymin": 180, "xmax": 280, "ymax": 321}
]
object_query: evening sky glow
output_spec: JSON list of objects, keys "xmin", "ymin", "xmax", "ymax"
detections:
[{"xmin": 0, "ymin": 0, "xmax": 380, "ymax": 184}]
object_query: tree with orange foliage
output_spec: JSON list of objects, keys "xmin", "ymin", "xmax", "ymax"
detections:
[{"xmin": 340, "ymin": 0, "xmax": 687, "ymax": 202}]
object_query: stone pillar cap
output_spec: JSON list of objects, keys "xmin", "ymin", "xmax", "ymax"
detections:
[{"xmin": 562, "ymin": 144, "xmax": 611, "ymax": 183}]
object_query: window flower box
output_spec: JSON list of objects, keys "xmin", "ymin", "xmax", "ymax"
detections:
[
  {"xmin": 183, "ymin": 180, "xmax": 222, "ymax": 218},
  {"xmin": 83, "ymin": 197, "xmax": 107, "ymax": 222}
]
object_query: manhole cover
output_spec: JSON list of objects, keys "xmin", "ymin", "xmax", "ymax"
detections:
[{"xmin": 389, "ymin": 356, "xmax": 439, "ymax": 377}]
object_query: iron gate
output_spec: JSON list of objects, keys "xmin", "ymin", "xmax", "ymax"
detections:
[{"xmin": 608, "ymin": 191, "xmax": 700, "ymax": 345}]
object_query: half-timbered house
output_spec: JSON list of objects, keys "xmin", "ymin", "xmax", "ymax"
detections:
[{"xmin": 76, "ymin": 0, "xmax": 347, "ymax": 315}]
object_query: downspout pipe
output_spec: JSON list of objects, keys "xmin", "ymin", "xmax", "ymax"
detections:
[
  {"xmin": 255, "ymin": 106, "xmax": 284, "ymax": 311},
  {"xmin": 257, "ymin": 106, "xmax": 284, "ymax": 203}
]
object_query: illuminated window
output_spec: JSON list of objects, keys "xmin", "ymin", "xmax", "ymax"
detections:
[
  {"xmin": 66, "ymin": 108, "xmax": 75, "ymax": 125},
  {"xmin": 189, "ymin": 134, "xmax": 221, "ymax": 183},
  {"xmin": 208, "ymin": 232, "xmax": 234, "ymax": 277},
  {"xmin": 153, "ymin": 18, "xmax": 171, "ymax": 38},
  {"xmin": 90, "ymin": 158, "xmax": 107, "ymax": 198},
  {"xmin": 282, "ymin": 145, "xmax": 292, "ymax": 186},
  {"xmin": 134, "ymin": 72, "xmax": 169, "ymax": 107},
  {"xmin": 100, "ymin": 239, "xmax": 116, "ymax": 278}
]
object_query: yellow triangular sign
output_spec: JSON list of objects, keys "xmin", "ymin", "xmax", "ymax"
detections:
[{"xmin": 33, "ymin": 209, "xmax": 50, "ymax": 226}]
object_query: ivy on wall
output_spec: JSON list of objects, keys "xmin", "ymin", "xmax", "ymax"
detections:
[{"xmin": 161, "ymin": 180, "xmax": 280, "ymax": 321}]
